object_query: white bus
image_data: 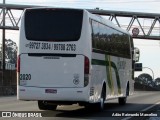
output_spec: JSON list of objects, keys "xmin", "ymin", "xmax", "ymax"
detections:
[{"xmin": 17, "ymin": 8, "xmax": 135, "ymax": 111}]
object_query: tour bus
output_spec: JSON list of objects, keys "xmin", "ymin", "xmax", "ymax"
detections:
[{"xmin": 17, "ymin": 8, "xmax": 136, "ymax": 111}]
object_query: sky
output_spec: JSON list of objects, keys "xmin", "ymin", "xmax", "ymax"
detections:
[{"xmin": 0, "ymin": 0, "xmax": 160, "ymax": 79}]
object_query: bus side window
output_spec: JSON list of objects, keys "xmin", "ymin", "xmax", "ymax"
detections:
[{"xmin": 91, "ymin": 20, "xmax": 99, "ymax": 49}]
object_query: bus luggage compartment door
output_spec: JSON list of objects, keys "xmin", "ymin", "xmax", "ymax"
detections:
[{"xmin": 19, "ymin": 54, "xmax": 84, "ymax": 88}]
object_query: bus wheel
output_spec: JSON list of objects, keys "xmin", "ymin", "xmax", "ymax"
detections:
[
  {"xmin": 96, "ymin": 87, "xmax": 105, "ymax": 111},
  {"xmin": 118, "ymin": 97, "xmax": 127, "ymax": 105},
  {"xmin": 118, "ymin": 86, "xmax": 128, "ymax": 105},
  {"xmin": 38, "ymin": 101, "xmax": 57, "ymax": 110}
]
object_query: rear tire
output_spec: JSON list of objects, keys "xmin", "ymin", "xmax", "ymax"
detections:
[
  {"xmin": 95, "ymin": 87, "xmax": 105, "ymax": 111},
  {"xmin": 118, "ymin": 97, "xmax": 127, "ymax": 105},
  {"xmin": 118, "ymin": 84, "xmax": 129, "ymax": 105},
  {"xmin": 38, "ymin": 101, "xmax": 57, "ymax": 110}
]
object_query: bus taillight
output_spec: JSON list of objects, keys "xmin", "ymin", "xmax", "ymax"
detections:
[
  {"xmin": 17, "ymin": 55, "xmax": 20, "ymax": 73},
  {"xmin": 84, "ymin": 56, "xmax": 89, "ymax": 87},
  {"xmin": 84, "ymin": 56, "xmax": 89, "ymax": 74}
]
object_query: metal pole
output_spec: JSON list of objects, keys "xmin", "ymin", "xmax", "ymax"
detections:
[
  {"xmin": 2, "ymin": 0, "xmax": 5, "ymax": 86},
  {"xmin": 143, "ymin": 67, "xmax": 154, "ymax": 80}
]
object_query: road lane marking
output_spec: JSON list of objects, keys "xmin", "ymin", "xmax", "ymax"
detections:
[{"xmin": 121, "ymin": 101, "xmax": 160, "ymax": 120}]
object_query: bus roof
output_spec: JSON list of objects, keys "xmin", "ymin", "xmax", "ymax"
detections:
[{"xmin": 24, "ymin": 7, "xmax": 130, "ymax": 35}]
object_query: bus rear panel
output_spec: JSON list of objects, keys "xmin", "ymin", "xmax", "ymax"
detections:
[{"xmin": 18, "ymin": 8, "xmax": 91, "ymax": 102}]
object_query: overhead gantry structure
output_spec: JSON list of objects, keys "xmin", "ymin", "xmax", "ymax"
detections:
[
  {"xmin": 0, "ymin": 3, "xmax": 160, "ymax": 40},
  {"xmin": 89, "ymin": 9, "xmax": 160, "ymax": 40}
]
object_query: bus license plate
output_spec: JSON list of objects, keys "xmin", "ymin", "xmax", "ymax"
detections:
[{"xmin": 45, "ymin": 89, "xmax": 57, "ymax": 94}]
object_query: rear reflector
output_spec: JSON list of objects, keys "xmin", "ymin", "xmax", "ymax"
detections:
[
  {"xmin": 17, "ymin": 55, "xmax": 20, "ymax": 73},
  {"xmin": 84, "ymin": 56, "xmax": 89, "ymax": 74}
]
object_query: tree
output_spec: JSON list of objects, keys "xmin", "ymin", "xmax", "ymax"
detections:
[
  {"xmin": 155, "ymin": 78, "xmax": 160, "ymax": 86},
  {"xmin": 138, "ymin": 73, "xmax": 154, "ymax": 87},
  {"xmin": 0, "ymin": 39, "xmax": 17, "ymax": 65},
  {"xmin": 134, "ymin": 77, "xmax": 139, "ymax": 83}
]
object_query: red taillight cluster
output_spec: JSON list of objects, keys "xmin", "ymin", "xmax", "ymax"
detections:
[
  {"xmin": 84, "ymin": 56, "xmax": 90, "ymax": 87},
  {"xmin": 17, "ymin": 55, "xmax": 20, "ymax": 73},
  {"xmin": 84, "ymin": 56, "xmax": 89, "ymax": 74}
]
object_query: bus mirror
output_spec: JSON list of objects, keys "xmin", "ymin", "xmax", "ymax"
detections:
[
  {"xmin": 133, "ymin": 47, "xmax": 140, "ymax": 62},
  {"xmin": 134, "ymin": 63, "xmax": 142, "ymax": 71}
]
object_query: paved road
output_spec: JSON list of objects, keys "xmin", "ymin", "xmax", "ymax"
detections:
[{"xmin": 0, "ymin": 91, "xmax": 160, "ymax": 120}]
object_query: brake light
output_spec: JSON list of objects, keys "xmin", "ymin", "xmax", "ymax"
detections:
[
  {"xmin": 84, "ymin": 56, "xmax": 90, "ymax": 87},
  {"xmin": 84, "ymin": 56, "xmax": 89, "ymax": 74},
  {"xmin": 17, "ymin": 55, "xmax": 20, "ymax": 73}
]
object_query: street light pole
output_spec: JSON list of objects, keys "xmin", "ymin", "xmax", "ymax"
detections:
[
  {"xmin": 143, "ymin": 67, "xmax": 154, "ymax": 80},
  {"xmin": 2, "ymin": 0, "xmax": 6, "ymax": 86}
]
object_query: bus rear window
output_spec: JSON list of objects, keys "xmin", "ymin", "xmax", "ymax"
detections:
[{"xmin": 25, "ymin": 9, "xmax": 83, "ymax": 41}]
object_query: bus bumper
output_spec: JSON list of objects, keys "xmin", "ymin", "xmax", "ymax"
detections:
[{"xmin": 17, "ymin": 86, "xmax": 90, "ymax": 102}]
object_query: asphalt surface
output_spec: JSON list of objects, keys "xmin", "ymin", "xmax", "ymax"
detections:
[{"xmin": 0, "ymin": 91, "xmax": 160, "ymax": 120}]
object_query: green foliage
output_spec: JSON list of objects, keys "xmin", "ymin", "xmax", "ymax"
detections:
[
  {"xmin": 0, "ymin": 39, "xmax": 17, "ymax": 64},
  {"xmin": 155, "ymin": 78, "xmax": 160, "ymax": 86},
  {"xmin": 137, "ymin": 73, "xmax": 155, "ymax": 87},
  {"xmin": 135, "ymin": 74, "xmax": 160, "ymax": 90}
]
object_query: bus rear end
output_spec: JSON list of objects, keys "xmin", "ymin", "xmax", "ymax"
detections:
[{"xmin": 17, "ymin": 8, "xmax": 91, "ymax": 104}]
